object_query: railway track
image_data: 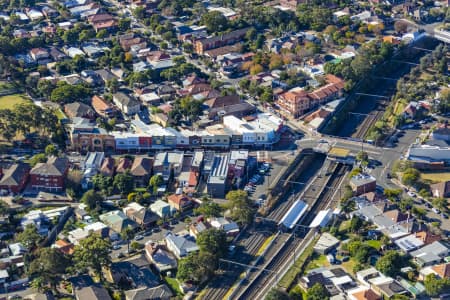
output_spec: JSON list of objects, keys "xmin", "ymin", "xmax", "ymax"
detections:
[
  {"xmin": 199, "ymin": 156, "xmax": 327, "ymax": 300},
  {"xmin": 235, "ymin": 163, "xmax": 349, "ymax": 300}
]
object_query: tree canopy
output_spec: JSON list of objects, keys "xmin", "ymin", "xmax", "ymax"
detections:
[
  {"xmin": 73, "ymin": 233, "xmax": 111, "ymax": 279},
  {"xmin": 225, "ymin": 190, "xmax": 255, "ymax": 225}
]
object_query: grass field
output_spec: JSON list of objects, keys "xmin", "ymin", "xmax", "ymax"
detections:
[
  {"xmin": 0, "ymin": 94, "xmax": 30, "ymax": 110},
  {"xmin": 366, "ymin": 240, "xmax": 382, "ymax": 250},
  {"xmin": 421, "ymin": 172, "xmax": 450, "ymax": 183},
  {"xmin": 164, "ymin": 277, "xmax": 183, "ymax": 296}
]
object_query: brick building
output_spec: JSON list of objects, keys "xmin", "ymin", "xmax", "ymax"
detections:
[{"xmin": 30, "ymin": 157, "xmax": 69, "ymax": 192}]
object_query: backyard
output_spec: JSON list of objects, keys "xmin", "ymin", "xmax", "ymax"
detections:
[{"xmin": 0, "ymin": 94, "xmax": 30, "ymax": 110}]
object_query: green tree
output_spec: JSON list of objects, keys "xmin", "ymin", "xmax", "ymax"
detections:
[
  {"xmin": 265, "ymin": 288, "xmax": 290, "ymax": 300},
  {"xmin": 307, "ymin": 282, "xmax": 329, "ymax": 300},
  {"xmin": 194, "ymin": 200, "xmax": 222, "ymax": 218},
  {"xmin": 149, "ymin": 174, "xmax": 163, "ymax": 194},
  {"xmin": 118, "ymin": 18, "xmax": 131, "ymax": 31},
  {"xmin": 375, "ymin": 250, "xmax": 403, "ymax": 277},
  {"xmin": 29, "ymin": 153, "xmax": 47, "ymax": 167},
  {"xmin": 44, "ymin": 144, "xmax": 58, "ymax": 157},
  {"xmin": 225, "ymin": 190, "xmax": 255, "ymax": 225},
  {"xmin": 432, "ymin": 197, "xmax": 448, "ymax": 213},
  {"xmin": 81, "ymin": 190, "xmax": 103, "ymax": 212},
  {"xmin": 73, "ymin": 233, "xmax": 111, "ymax": 280},
  {"xmin": 356, "ymin": 151, "xmax": 369, "ymax": 164},
  {"xmin": 349, "ymin": 215, "xmax": 362, "ymax": 233},
  {"xmin": 196, "ymin": 228, "xmax": 227, "ymax": 260},
  {"xmin": 91, "ymin": 174, "xmax": 112, "ymax": 194},
  {"xmin": 424, "ymin": 273, "xmax": 449, "ymax": 296},
  {"xmin": 17, "ymin": 224, "xmax": 42, "ymax": 249},
  {"xmin": 177, "ymin": 253, "xmax": 202, "ymax": 283},
  {"xmin": 402, "ymin": 168, "xmax": 420, "ymax": 186},
  {"xmin": 121, "ymin": 225, "xmax": 135, "ymax": 253},
  {"xmin": 28, "ymin": 248, "xmax": 70, "ymax": 292},
  {"xmin": 114, "ymin": 171, "xmax": 134, "ymax": 194},
  {"xmin": 133, "ymin": 7, "xmax": 146, "ymax": 19},
  {"xmin": 200, "ymin": 11, "xmax": 228, "ymax": 33}
]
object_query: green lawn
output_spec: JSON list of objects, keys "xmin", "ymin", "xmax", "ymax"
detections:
[
  {"xmin": 305, "ymin": 254, "xmax": 330, "ymax": 272},
  {"xmin": 340, "ymin": 257, "xmax": 358, "ymax": 275},
  {"xmin": 365, "ymin": 240, "xmax": 382, "ymax": 250},
  {"xmin": 421, "ymin": 172, "xmax": 450, "ymax": 183},
  {"xmin": 0, "ymin": 94, "xmax": 30, "ymax": 110},
  {"xmin": 164, "ymin": 277, "xmax": 183, "ymax": 296}
]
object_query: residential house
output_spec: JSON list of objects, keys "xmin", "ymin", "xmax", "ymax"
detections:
[
  {"xmin": 88, "ymin": 13, "xmax": 117, "ymax": 32},
  {"xmin": 113, "ymin": 92, "xmax": 141, "ymax": 115},
  {"xmin": 209, "ymin": 217, "xmax": 239, "ymax": 236},
  {"xmin": 64, "ymin": 102, "xmax": 96, "ymax": 119},
  {"xmin": 189, "ymin": 221, "xmax": 208, "ymax": 239},
  {"xmin": 165, "ymin": 233, "xmax": 199, "ymax": 259},
  {"xmin": 145, "ymin": 242, "xmax": 177, "ymax": 273},
  {"xmin": 29, "ymin": 48, "xmax": 50, "ymax": 62},
  {"xmin": 167, "ymin": 194, "xmax": 192, "ymax": 211},
  {"xmin": 49, "ymin": 47, "xmax": 68, "ymax": 61},
  {"xmin": 100, "ymin": 157, "xmax": 115, "ymax": 177},
  {"xmin": 72, "ymin": 276, "xmax": 112, "ymax": 300},
  {"xmin": 348, "ymin": 287, "xmax": 381, "ymax": 300},
  {"xmin": 116, "ymin": 157, "xmax": 132, "ymax": 173},
  {"xmin": 123, "ymin": 202, "xmax": 158, "ymax": 228},
  {"xmin": 30, "ymin": 156, "xmax": 69, "ymax": 192},
  {"xmin": 411, "ymin": 241, "xmax": 450, "ymax": 267},
  {"xmin": 430, "ymin": 181, "xmax": 450, "ymax": 198},
  {"xmin": 105, "ymin": 255, "xmax": 159, "ymax": 289},
  {"xmin": 95, "ymin": 69, "xmax": 117, "ymax": 84},
  {"xmin": 415, "ymin": 231, "xmax": 442, "ymax": 245},
  {"xmin": 0, "ymin": 163, "xmax": 30, "ymax": 194},
  {"xmin": 91, "ymin": 95, "xmax": 116, "ymax": 118},
  {"xmin": 130, "ymin": 157, "xmax": 153, "ymax": 187},
  {"xmin": 99, "ymin": 210, "xmax": 137, "ymax": 233},
  {"xmin": 150, "ymin": 200, "xmax": 172, "ymax": 219},
  {"xmin": 124, "ymin": 285, "xmax": 173, "ymax": 300},
  {"xmin": 52, "ymin": 239, "xmax": 75, "ymax": 255}
]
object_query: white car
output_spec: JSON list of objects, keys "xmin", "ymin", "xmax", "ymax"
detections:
[
  {"xmin": 407, "ymin": 191, "xmax": 416, "ymax": 197},
  {"xmin": 134, "ymin": 235, "xmax": 144, "ymax": 241}
]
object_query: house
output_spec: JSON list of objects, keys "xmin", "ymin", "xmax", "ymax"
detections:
[
  {"xmin": 123, "ymin": 202, "xmax": 158, "ymax": 228},
  {"xmin": 145, "ymin": 242, "xmax": 177, "ymax": 273},
  {"xmin": 30, "ymin": 156, "xmax": 69, "ymax": 192},
  {"xmin": 415, "ymin": 231, "xmax": 441, "ymax": 245},
  {"xmin": 72, "ymin": 276, "xmax": 112, "ymax": 300},
  {"xmin": 100, "ymin": 157, "xmax": 115, "ymax": 177},
  {"xmin": 29, "ymin": 48, "xmax": 49, "ymax": 62},
  {"xmin": 150, "ymin": 200, "xmax": 172, "ymax": 218},
  {"xmin": 422, "ymin": 263, "xmax": 450, "ymax": 279},
  {"xmin": 411, "ymin": 241, "xmax": 450, "ymax": 267},
  {"xmin": 165, "ymin": 233, "xmax": 199, "ymax": 259},
  {"xmin": 88, "ymin": 13, "xmax": 117, "ymax": 32},
  {"xmin": 52, "ymin": 239, "xmax": 75, "ymax": 255},
  {"xmin": 167, "ymin": 194, "xmax": 192, "ymax": 211},
  {"xmin": 124, "ymin": 285, "xmax": 173, "ymax": 300},
  {"xmin": 189, "ymin": 221, "xmax": 208, "ymax": 238},
  {"xmin": 130, "ymin": 157, "xmax": 153, "ymax": 187},
  {"xmin": 0, "ymin": 163, "xmax": 30, "ymax": 194},
  {"xmin": 209, "ymin": 217, "xmax": 239, "ymax": 236},
  {"xmin": 348, "ymin": 287, "xmax": 381, "ymax": 300},
  {"xmin": 349, "ymin": 174, "xmax": 376, "ymax": 196},
  {"xmin": 105, "ymin": 255, "xmax": 159, "ymax": 288},
  {"xmin": 116, "ymin": 157, "xmax": 133, "ymax": 173},
  {"xmin": 430, "ymin": 181, "xmax": 450, "ymax": 198},
  {"xmin": 49, "ymin": 47, "xmax": 68, "ymax": 61},
  {"xmin": 99, "ymin": 210, "xmax": 137, "ymax": 233},
  {"xmin": 113, "ymin": 92, "xmax": 141, "ymax": 115},
  {"xmin": 64, "ymin": 102, "xmax": 96, "ymax": 119}
]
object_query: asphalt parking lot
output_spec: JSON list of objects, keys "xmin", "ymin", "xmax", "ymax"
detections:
[{"xmin": 248, "ymin": 149, "xmax": 296, "ymax": 203}]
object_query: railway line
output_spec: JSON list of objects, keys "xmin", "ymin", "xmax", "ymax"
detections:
[
  {"xmin": 234, "ymin": 163, "xmax": 349, "ymax": 300},
  {"xmin": 199, "ymin": 154, "xmax": 327, "ymax": 300}
]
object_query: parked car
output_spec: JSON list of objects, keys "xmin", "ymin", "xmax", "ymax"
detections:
[
  {"xmin": 432, "ymin": 208, "xmax": 441, "ymax": 214},
  {"xmin": 112, "ymin": 244, "xmax": 121, "ymax": 250},
  {"xmin": 134, "ymin": 235, "xmax": 144, "ymax": 241}
]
